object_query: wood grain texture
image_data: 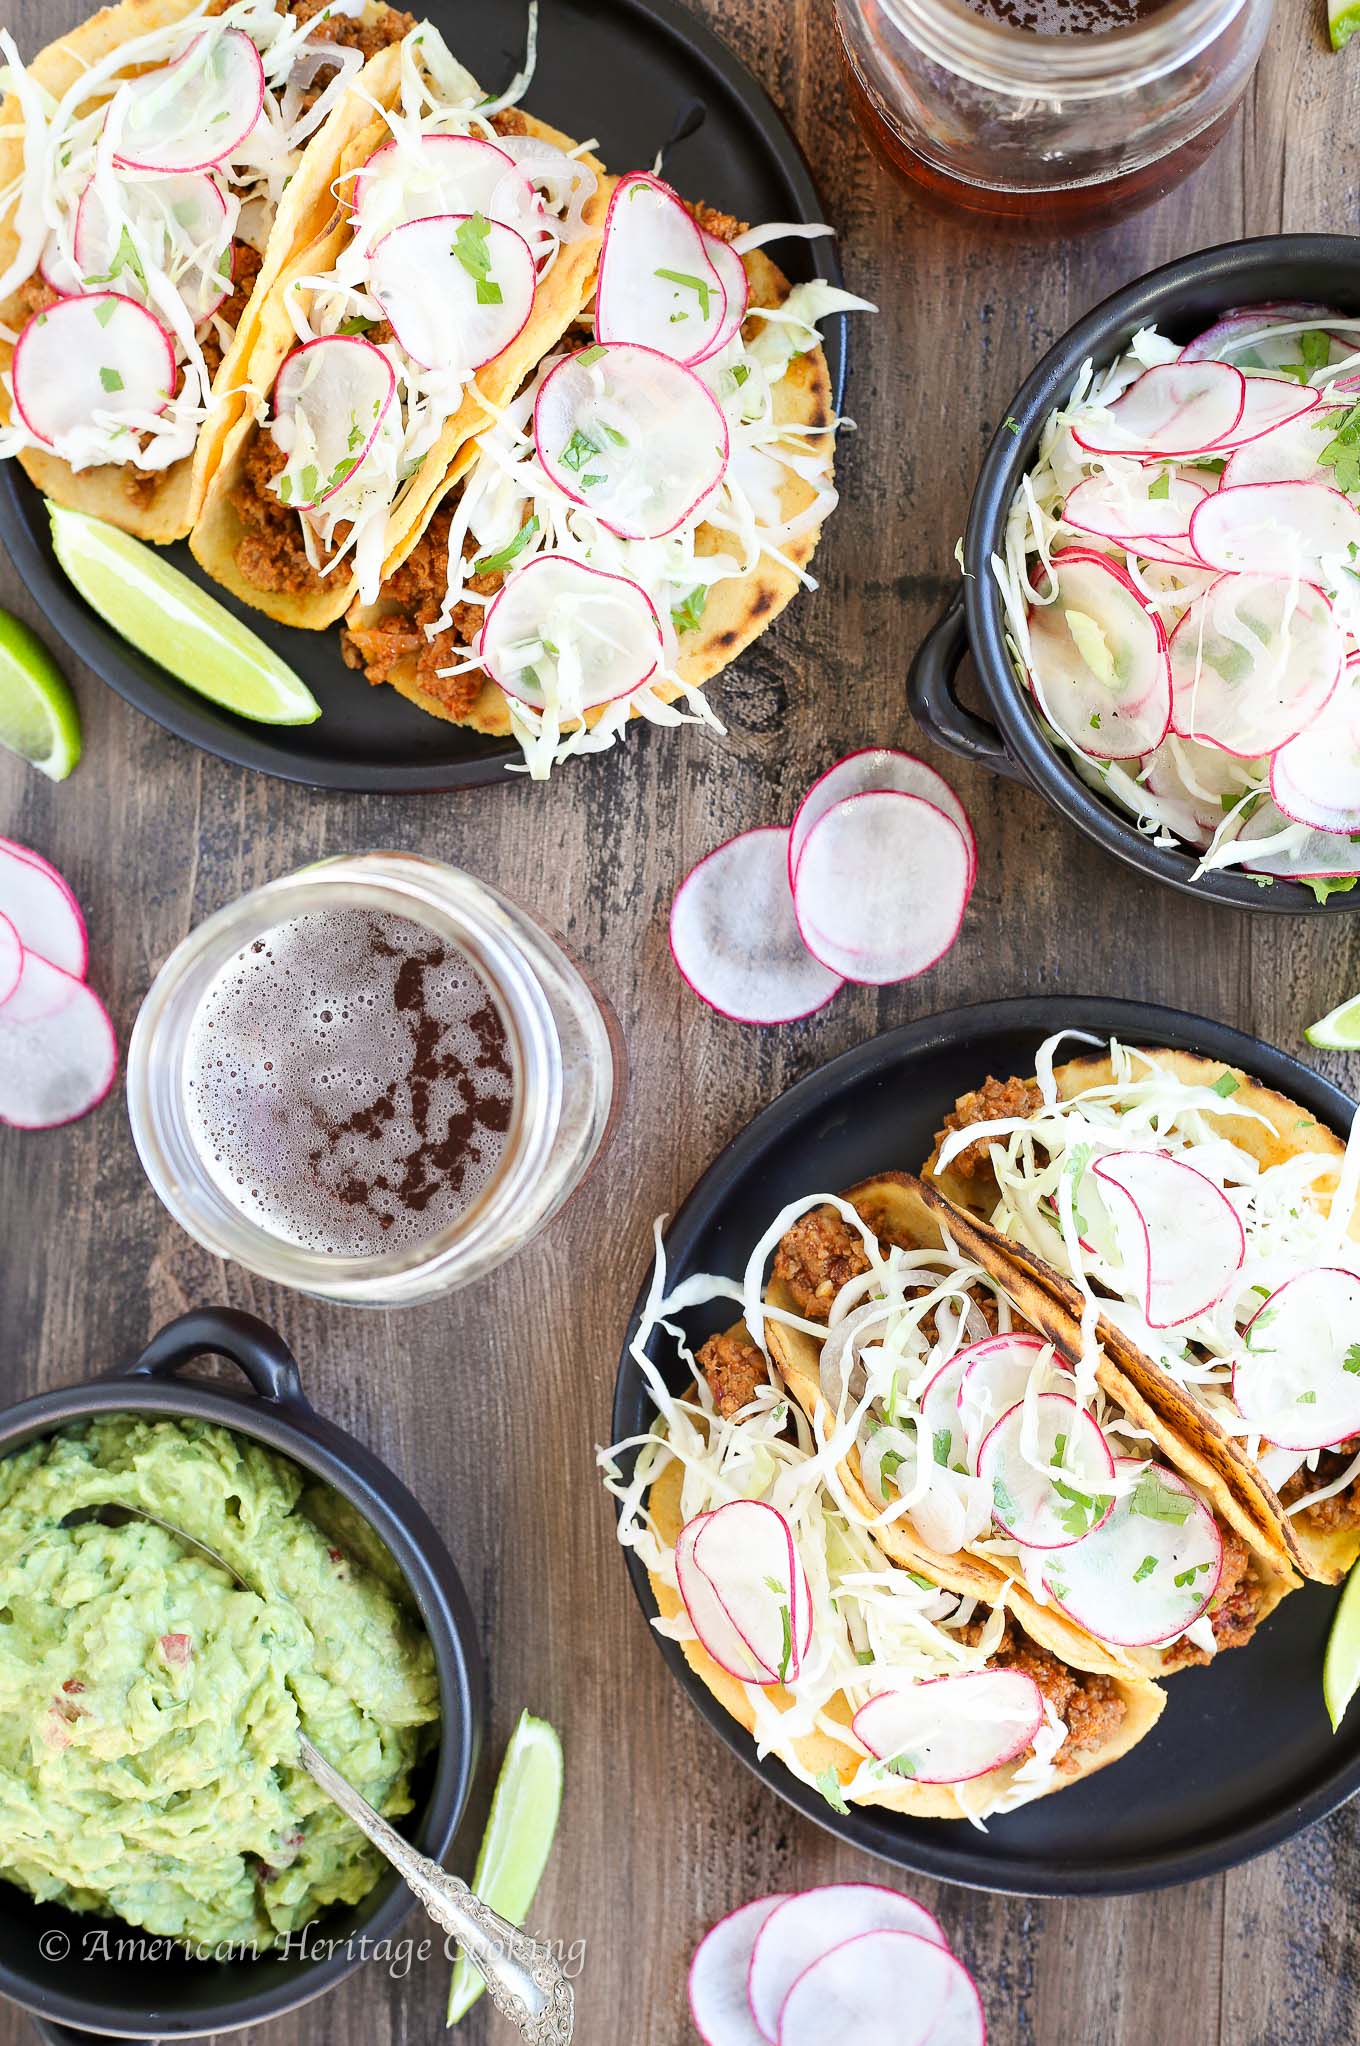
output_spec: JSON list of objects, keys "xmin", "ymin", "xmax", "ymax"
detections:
[{"xmin": 1, "ymin": 3, "xmax": 1359, "ymax": 2043}]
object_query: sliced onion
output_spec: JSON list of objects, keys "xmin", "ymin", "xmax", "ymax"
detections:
[{"xmin": 534, "ymin": 342, "xmax": 728, "ymax": 539}]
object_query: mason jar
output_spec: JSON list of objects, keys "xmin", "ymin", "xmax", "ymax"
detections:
[
  {"xmin": 126, "ymin": 851, "xmax": 623, "ymax": 1306},
  {"xmin": 835, "ymin": 0, "xmax": 1275, "ymax": 228}
]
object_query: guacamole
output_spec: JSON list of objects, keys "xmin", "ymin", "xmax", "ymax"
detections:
[{"xmin": 0, "ymin": 1415, "xmax": 440, "ymax": 1947}]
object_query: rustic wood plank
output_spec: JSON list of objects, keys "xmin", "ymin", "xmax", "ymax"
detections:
[{"xmin": 1, "ymin": 3, "xmax": 1359, "ymax": 2044}]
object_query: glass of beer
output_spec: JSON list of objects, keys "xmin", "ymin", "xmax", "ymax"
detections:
[
  {"xmin": 835, "ymin": 0, "xmax": 1274, "ymax": 228},
  {"xmin": 126, "ymin": 852, "xmax": 623, "ymax": 1306}
]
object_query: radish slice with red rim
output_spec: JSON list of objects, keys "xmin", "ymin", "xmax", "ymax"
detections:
[
  {"xmin": 1062, "ymin": 467, "xmax": 1208, "ymax": 552},
  {"xmin": 918, "ymin": 1353, "xmax": 970, "ymax": 1474},
  {"xmin": 777, "ymin": 1931, "xmax": 979, "ymax": 2046},
  {"xmin": 791, "ymin": 791, "xmax": 971, "ymax": 987},
  {"xmin": 1270, "ymin": 658, "xmax": 1360, "ymax": 834},
  {"xmin": 851, "ymin": 1670, "xmax": 1044, "ymax": 1784},
  {"xmin": 0, "ymin": 913, "xmax": 21, "ymax": 1007},
  {"xmin": 1037, "ymin": 1457, "xmax": 1222, "ymax": 1648},
  {"xmin": 1090, "ymin": 1150, "xmax": 1244, "ymax": 1327},
  {"xmin": 12, "ymin": 293, "xmax": 176, "ymax": 461},
  {"xmin": 669, "ymin": 827, "xmax": 843, "ymax": 1026},
  {"xmin": 112, "ymin": 28, "xmax": 266, "ymax": 175},
  {"xmin": 1168, "ymin": 572, "xmax": 1342, "ymax": 758},
  {"xmin": 956, "ymin": 1333, "xmax": 1056, "ymax": 1462},
  {"xmin": 691, "ymin": 1498, "xmax": 811, "ymax": 1681},
  {"xmin": 533, "ymin": 342, "xmax": 728, "ymax": 539},
  {"xmin": 271, "ymin": 335, "xmax": 397, "ymax": 509},
  {"xmin": 1233, "ymin": 1268, "xmax": 1360, "ymax": 1452},
  {"xmin": 1141, "ymin": 737, "xmax": 1258, "ymax": 845},
  {"xmin": 1024, "ymin": 550, "xmax": 1171, "ymax": 760},
  {"xmin": 976, "ymin": 1391, "xmax": 1115, "ymax": 1550},
  {"xmin": 1188, "ymin": 480, "xmax": 1360, "ymax": 578},
  {"xmin": 689, "ymin": 1896, "xmax": 785, "ymax": 2046},
  {"xmin": 74, "ymin": 172, "xmax": 232, "ymax": 326},
  {"xmin": 787, "ymin": 749, "xmax": 975, "ymax": 889},
  {"xmin": 1180, "ymin": 303, "xmax": 1343, "ymax": 368},
  {"xmin": 594, "ymin": 172, "xmax": 727, "ymax": 364},
  {"xmin": 695, "ymin": 231, "xmax": 750, "ymax": 361},
  {"xmin": 368, "ymin": 213, "xmax": 536, "ymax": 375},
  {"xmin": 1072, "ymin": 361, "xmax": 1246, "ymax": 459},
  {"xmin": 0, "ymin": 840, "xmax": 87, "ymax": 978},
  {"xmin": 748, "ymin": 1887, "xmax": 948, "ymax": 2044},
  {"xmin": 0, "ymin": 950, "xmax": 116, "ymax": 1128},
  {"xmin": 1225, "ymin": 375, "xmax": 1323, "ymax": 446},
  {"xmin": 1235, "ymin": 802, "xmax": 1360, "ymax": 881},
  {"xmin": 1223, "ymin": 404, "xmax": 1347, "ymax": 489},
  {"xmin": 350, "ymin": 134, "xmax": 536, "ymax": 245},
  {"xmin": 479, "ymin": 554, "xmax": 662, "ymax": 710}
]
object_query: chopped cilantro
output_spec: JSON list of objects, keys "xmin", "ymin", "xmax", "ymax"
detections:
[
  {"xmin": 1344, "ymin": 1344, "xmax": 1360, "ymax": 1376},
  {"xmin": 1211, "ymin": 1071, "xmax": 1239, "ymax": 1098},
  {"xmin": 856, "ymin": 1649, "xmax": 875, "ymax": 1666},
  {"xmin": 1133, "ymin": 1554, "xmax": 1158, "ymax": 1583},
  {"xmin": 1131, "ymin": 1472, "xmax": 1193, "ymax": 1524},
  {"xmin": 451, "ymin": 214, "xmax": 502, "ymax": 306},
  {"xmin": 881, "ymin": 1754, "xmax": 917, "ymax": 1779},
  {"xmin": 730, "ymin": 362, "xmax": 750, "ymax": 387},
  {"xmin": 1003, "ymin": 416, "xmax": 1021, "ymax": 434},
  {"xmin": 337, "ymin": 314, "xmax": 378, "ymax": 336},
  {"xmin": 1174, "ymin": 1561, "xmax": 1211, "ymax": 1588},
  {"xmin": 474, "ymin": 514, "xmax": 540, "ymax": 577},
  {"xmin": 932, "ymin": 1427, "xmax": 952, "ymax": 1467},
  {"xmin": 84, "ymin": 225, "xmax": 146, "ymax": 296},
  {"xmin": 669, "ymin": 586, "xmax": 708, "ymax": 635},
  {"xmin": 1298, "ymin": 1391, "xmax": 1318, "ymax": 1405},
  {"xmin": 906, "ymin": 1572, "xmax": 935, "ymax": 1591},
  {"xmin": 654, "ymin": 266, "xmax": 712, "ymax": 320},
  {"xmin": 1053, "ymin": 1477, "xmax": 1111, "ymax": 1540},
  {"xmin": 1318, "ymin": 400, "xmax": 1360, "ymax": 497},
  {"xmin": 98, "ymin": 366, "xmax": 124, "ymax": 393},
  {"xmin": 1307, "ymin": 876, "xmax": 1358, "ymax": 905},
  {"xmin": 816, "ymin": 1767, "xmax": 849, "ymax": 1815},
  {"xmin": 559, "ymin": 427, "xmax": 601, "ymax": 475},
  {"xmin": 1147, "ymin": 468, "xmax": 1172, "ymax": 501},
  {"xmin": 93, "ymin": 298, "xmax": 117, "ymax": 329},
  {"xmin": 777, "ymin": 1603, "xmax": 793, "ymax": 1682},
  {"xmin": 576, "ymin": 343, "xmax": 608, "ymax": 368}
]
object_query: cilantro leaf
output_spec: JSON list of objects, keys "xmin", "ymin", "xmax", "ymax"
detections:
[
  {"xmin": 1133, "ymin": 1554, "xmax": 1158, "ymax": 1583},
  {"xmin": 1131, "ymin": 1471, "xmax": 1193, "ymax": 1523},
  {"xmin": 474, "ymin": 514, "xmax": 539, "ymax": 577},
  {"xmin": 816, "ymin": 1767, "xmax": 849, "ymax": 1814}
]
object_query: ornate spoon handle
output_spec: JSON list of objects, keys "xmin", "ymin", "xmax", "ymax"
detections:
[{"xmin": 299, "ymin": 1736, "xmax": 574, "ymax": 2044}]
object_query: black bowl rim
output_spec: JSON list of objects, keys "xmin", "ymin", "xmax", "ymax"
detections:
[
  {"xmin": 611, "ymin": 993, "xmax": 1360, "ymax": 1896},
  {"xmin": 961, "ymin": 231, "xmax": 1360, "ymax": 914},
  {"xmin": 0, "ymin": 1349, "xmax": 482, "ymax": 2038}
]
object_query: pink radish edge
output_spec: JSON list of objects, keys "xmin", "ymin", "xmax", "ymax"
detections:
[
  {"xmin": 0, "ymin": 839, "xmax": 89, "ymax": 978},
  {"xmin": 787, "ymin": 747, "xmax": 977, "ymax": 895}
]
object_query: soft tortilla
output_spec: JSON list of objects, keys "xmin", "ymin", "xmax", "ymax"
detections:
[
  {"xmin": 765, "ymin": 1171, "xmax": 1297, "ymax": 1677},
  {"xmin": 924, "ymin": 1047, "xmax": 1360, "ymax": 1584},
  {"xmin": 188, "ymin": 37, "xmax": 610, "ymax": 627},
  {"xmin": 646, "ymin": 1451, "xmax": 1165, "ymax": 1820},
  {"xmin": 342, "ymin": 245, "xmax": 836, "ymax": 730}
]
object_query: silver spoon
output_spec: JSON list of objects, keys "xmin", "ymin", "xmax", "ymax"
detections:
[{"xmin": 61, "ymin": 1504, "xmax": 574, "ymax": 2045}]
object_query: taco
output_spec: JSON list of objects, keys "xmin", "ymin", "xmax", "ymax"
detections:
[
  {"xmin": 605, "ymin": 1312, "xmax": 1164, "ymax": 1823},
  {"xmin": 187, "ymin": 20, "xmax": 609, "ymax": 627},
  {"xmin": 0, "ymin": 0, "xmax": 414, "ymax": 542},
  {"xmin": 923, "ymin": 1037, "xmax": 1360, "ymax": 1583},
  {"xmin": 341, "ymin": 171, "xmax": 872, "ymax": 776},
  {"xmin": 759, "ymin": 1171, "xmax": 1295, "ymax": 1682}
]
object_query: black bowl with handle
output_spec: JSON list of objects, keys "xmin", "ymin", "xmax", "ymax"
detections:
[
  {"xmin": 0, "ymin": 1309, "xmax": 482, "ymax": 2043},
  {"xmin": 908, "ymin": 233, "xmax": 1360, "ymax": 912}
]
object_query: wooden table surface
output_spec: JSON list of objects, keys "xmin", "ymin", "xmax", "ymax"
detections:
[{"xmin": 2, "ymin": 3, "xmax": 1359, "ymax": 2043}]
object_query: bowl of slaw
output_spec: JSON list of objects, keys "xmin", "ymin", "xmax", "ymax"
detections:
[{"xmin": 908, "ymin": 234, "xmax": 1360, "ymax": 912}]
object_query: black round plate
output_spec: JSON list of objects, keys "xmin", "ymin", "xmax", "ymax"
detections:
[
  {"xmin": 611, "ymin": 996, "xmax": 1360, "ymax": 1896},
  {"xmin": 0, "ymin": 0, "xmax": 846, "ymax": 793}
]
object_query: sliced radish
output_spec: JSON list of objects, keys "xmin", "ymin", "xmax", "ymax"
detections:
[
  {"xmin": 11, "ymin": 293, "xmax": 176, "ymax": 462},
  {"xmin": 0, "ymin": 913, "xmax": 21, "ymax": 1007},
  {"xmin": 112, "ymin": 28, "xmax": 266, "ymax": 175},
  {"xmin": 594, "ymin": 172, "xmax": 727, "ymax": 365},
  {"xmin": 1236, "ymin": 801, "xmax": 1360, "ymax": 881},
  {"xmin": 851, "ymin": 1670, "xmax": 1044, "ymax": 1784},
  {"xmin": 479, "ymin": 553, "xmax": 661, "ymax": 712},
  {"xmin": 787, "ymin": 750, "xmax": 976, "ymax": 889},
  {"xmin": 74, "ymin": 171, "xmax": 232, "ymax": 327},
  {"xmin": 1229, "ymin": 375, "xmax": 1323, "ymax": 443},
  {"xmin": 1180, "ymin": 303, "xmax": 1341, "ymax": 369},
  {"xmin": 1090, "ymin": 1150, "xmax": 1244, "ymax": 1327},
  {"xmin": 748, "ymin": 1887, "xmax": 947, "ymax": 2045},
  {"xmin": 919, "ymin": 1353, "xmax": 970, "ymax": 1473},
  {"xmin": 692, "ymin": 1499, "xmax": 811, "ymax": 1681},
  {"xmin": 669, "ymin": 827, "xmax": 843, "ymax": 1026},
  {"xmin": 689, "ymin": 1896, "xmax": 785, "ymax": 2046},
  {"xmin": 1072, "ymin": 361, "xmax": 1246, "ymax": 458},
  {"xmin": 1168, "ymin": 573, "xmax": 1341, "ymax": 757},
  {"xmin": 791, "ymin": 791, "xmax": 971, "ymax": 987},
  {"xmin": 1142, "ymin": 736, "xmax": 1257, "ymax": 845},
  {"xmin": 1189, "ymin": 480, "xmax": 1360, "ymax": 578},
  {"xmin": 1062, "ymin": 467, "xmax": 1208, "ymax": 553},
  {"xmin": 350, "ymin": 134, "xmax": 537, "ymax": 246},
  {"xmin": 0, "ymin": 840, "xmax": 88, "ymax": 978},
  {"xmin": 1271, "ymin": 659, "xmax": 1360, "ymax": 833},
  {"xmin": 368, "ymin": 213, "xmax": 535, "ymax": 375},
  {"xmin": 777, "ymin": 1931, "xmax": 979, "ymax": 2046},
  {"xmin": 1224, "ymin": 405, "xmax": 1346, "ymax": 488},
  {"xmin": 976, "ymin": 1392, "xmax": 1115, "ymax": 1550},
  {"xmin": 957, "ymin": 1333, "xmax": 1055, "ymax": 1461},
  {"xmin": 0, "ymin": 950, "xmax": 116, "ymax": 1128},
  {"xmin": 1038, "ymin": 1457, "xmax": 1222, "ymax": 1647},
  {"xmin": 1025, "ymin": 550, "xmax": 1171, "ymax": 759},
  {"xmin": 695, "ymin": 231, "xmax": 750, "ymax": 361},
  {"xmin": 533, "ymin": 343, "xmax": 728, "ymax": 539},
  {"xmin": 1233, "ymin": 1268, "xmax": 1360, "ymax": 1451},
  {"xmin": 271, "ymin": 335, "xmax": 396, "ymax": 508}
]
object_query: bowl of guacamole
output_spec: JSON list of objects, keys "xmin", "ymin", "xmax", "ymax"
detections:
[{"xmin": 0, "ymin": 1309, "xmax": 481, "ymax": 2040}]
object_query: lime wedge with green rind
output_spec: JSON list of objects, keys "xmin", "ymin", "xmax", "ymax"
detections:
[
  {"xmin": 1324, "ymin": 1557, "xmax": 1360, "ymax": 1729},
  {"xmin": 447, "ymin": 1710, "xmax": 564, "ymax": 2026},
  {"xmin": 48, "ymin": 503, "xmax": 320, "ymax": 726},
  {"xmin": 1330, "ymin": 0, "xmax": 1360, "ymax": 49},
  {"xmin": 0, "ymin": 608, "xmax": 81, "ymax": 778},
  {"xmin": 1306, "ymin": 992, "xmax": 1360, "ymax": 1050}
]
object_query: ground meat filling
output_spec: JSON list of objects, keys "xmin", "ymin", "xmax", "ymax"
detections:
[
  {"xmin": 200, "ymin": 240, "xmax": 264, "ymax": 382},
  {"xmin": 292, "ymin": 0, "xmax": 416, "ymax": 61},
  {"xmin": 340, "ymin": 503, "xmax": 504, "ymax": 710},
  {"xmin": 1279, "ymin": 1439, "xmax": 1360, "ymax": 1533},
  {"xmin": 931, "ymin": 1075, "xmax": 1045, "ymax": 1193},
  {"xmin": 1157, "ymin": 1524, "xmax": 1266, "ymax": 1670},
  {"xmin": 772, "ymin": 1208, "xmax": 872, "ymax": 1324},
  {"xmin": 689, "ymin": 201, "xmax": 745, "ymax": 244},
  {"xmin": 696, "ymin": 1329, "xmax": 768, "ymax": 1419},
  {"xmin": 964, "ymin": 1616, "xmax": 1124, "ymax": 1771},
  {"xmin": 230, "ymin": 427, "xmax": 333, "ymax": 594}
]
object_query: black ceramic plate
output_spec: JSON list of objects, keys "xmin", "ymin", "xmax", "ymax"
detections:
[
  {"xmin": 0, "ymin": 0, "xmax": 846, "ymax": 793},
  {"xmin": 611, "ymin": 996, "xmax": 1360, "ymax": 1896}
]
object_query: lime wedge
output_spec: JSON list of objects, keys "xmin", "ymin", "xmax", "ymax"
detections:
[
  {"xmin": 1306, "ymin": 993, "xmax": 1360, "ymax": 1050},
  {"xmin": 0, "ymin": 608, "xmax": 81, "ymax": 779},
  {"xmin": 48, "ymin": 503, "xmax": 320, "ymax": 726},
  {"xmin": 1330, "ymin": 0, "xmax": 1360, "ymax": 49},
  {"xmin": 1324, "ymin": 1557, "xmax": 1360, "ymax": 1729},
  {"xmin": 447, "ymin": 1710, "xmax": 564, "ymax": 2026}
]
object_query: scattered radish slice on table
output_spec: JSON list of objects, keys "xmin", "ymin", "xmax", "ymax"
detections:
[
  {"xmin": 1036, "ymin": 1458, "xmax": 1223, "ymax": 1648},
  {"xmin": 0, "ymin": 912, "xmax": 20, "ymax": 1007},
  {"xmin": 0, "ymin": 839, "xmax": 87, "ymax": 977},
  {"xmin": 792, "ymin": 790, "xmax": 972, "ymax": 985},
  {"xmin": 368, "ymin": 213, "xmax": 536, "ymax": 374},
  {"xmin": 533, "ymin": 342, "xmax": 728, "ymax": 539},
  {"xmin": 1168, "ymin": 573, "xmax": 1342, "ymax": 757},
  {"xmin": 850, "ymin": 1670, "xmax": 1045, "ymax": 1784},
  {"xmin": 688, "ymin": 1897, "xmax": 784, "ymax": 2046},
  {"xmin": 112, "ymin": 27, "xmax": 266, "ymax": 174},
  {"xmin": 787, "ymin": 748, "xmax": 976, "ymax": 887},
  {"xmin": 1233, "ymin": 1269, "xmax": 1360, "ymax": 1452},
  {"xmin": 1089, "ymin": 1149, "xmax": 1245, "ymax": 1326},
  {"xmin": 778, "ymin": 1930, "xmax": 982, "ymax": 2046},
  {"xmin": 977, "ymin": 1391, "xmax": 1115, "ymax": 1550},
  {"xmin": 0, "ymin": 842, "xmax": 113, "ymax": 1126},
  {"xmin": 669, "ymin": 827, "xmax": 843, "ymax": 1025},
  {"xmin": 1024, "ymin": 550, "xmax": 1171, "ymax": 760},
  {"xmin": 594, "ymin": 172, "xmax": 727, "ymax": 363},
  {"xmin": 748, "ymin": 1887, "xmax": 948, "ymax": 2044}
]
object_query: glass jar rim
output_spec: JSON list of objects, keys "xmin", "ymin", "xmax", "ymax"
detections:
[{"xmin": 868, "ymin": 0, "xmax": 1252, "ymax": 93}]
